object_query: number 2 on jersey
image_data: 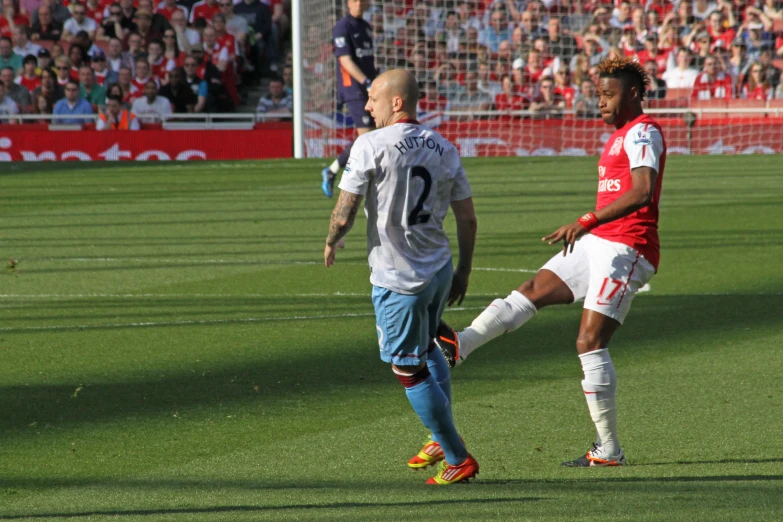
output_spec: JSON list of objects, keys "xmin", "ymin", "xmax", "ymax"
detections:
[{"xmin": 407, "ymin": 166, "xmax": 432, "ymax": 226}]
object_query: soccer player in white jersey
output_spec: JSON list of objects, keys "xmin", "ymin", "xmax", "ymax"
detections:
[
  {"xmin": 324, "ymin": 69, "xmax": 480, "ymax": 485},
  {"xmin": 436, "ymin": 57, "xmax": 667, "ymax": 467}
]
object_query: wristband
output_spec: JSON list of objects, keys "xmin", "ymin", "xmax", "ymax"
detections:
[
  {"xmin": 577, "ymin": 212, "xmax": 599, "ymax": 231},
  {"xmin": 362, "ymin": 78, "xmax": 372, "ymax": 90}
]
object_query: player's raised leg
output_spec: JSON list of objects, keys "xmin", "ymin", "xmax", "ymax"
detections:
[{"xmin": 436, "ymin": 252, "xmax": 589, "ymax": 367}]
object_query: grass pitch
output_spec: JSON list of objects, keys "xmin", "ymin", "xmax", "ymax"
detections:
[{"xmin": 0, "ymin": 156, "xmax": 781, "ymax": 521}]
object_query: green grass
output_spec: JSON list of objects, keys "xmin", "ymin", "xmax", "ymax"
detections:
[{"xmin": 0, "ymin": 156, "xmax": 781, "ymax": 521}]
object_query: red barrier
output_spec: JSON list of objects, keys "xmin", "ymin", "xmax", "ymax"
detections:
[
  {"xmin": 308, "ymin": 117, "xmax": 783, "ymax": 157},
  {"xmin": 3, "ymin": 118, "xmax": 781, "ymax": 161},
  {"xmin": 0, "ymin": 124, "xmax": 292, "ymax": 161}
]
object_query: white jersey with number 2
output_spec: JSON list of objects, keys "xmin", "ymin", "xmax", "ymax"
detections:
[{"xmin": 339, "ymin": 120, "xmax": 472, "ymax": 295}]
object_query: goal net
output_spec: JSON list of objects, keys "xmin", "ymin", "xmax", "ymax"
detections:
[{"xmin": 299, "ymin": 1, "xmax": 783, "ymax": 158}]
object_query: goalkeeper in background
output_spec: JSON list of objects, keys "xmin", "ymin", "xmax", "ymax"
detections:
[{"xmin": 321, "ymin": 0, "xmax": 377, "ymax": 198}]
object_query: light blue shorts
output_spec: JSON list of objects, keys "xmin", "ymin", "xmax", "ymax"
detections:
[{"xmin": 372, "ymin": 262, "xmax": 453, "ymax": 367}]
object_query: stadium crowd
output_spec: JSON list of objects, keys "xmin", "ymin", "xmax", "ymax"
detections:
[
  {"xmin": 360, "ymin": 0, "xmax": 783, "ymax": 118},
  {"xmin": 0, "ymin": 0, "xmax": 289, "ymax": 124},
  {"xmin": 2, "ymin": 0, "xmax": 783, "ymax": 124}
]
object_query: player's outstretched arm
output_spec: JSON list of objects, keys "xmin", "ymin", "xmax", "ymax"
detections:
[
  {"xmin": 449, "ymin": 197, "xmax": 477, "ymax": 306},
  {"xmin": 543, "ymin": 166, "xmax": 657, "ymax": 256},
  {"xmin": 324, "ymin": 189, "xmax": 363, "ymax": 267}
]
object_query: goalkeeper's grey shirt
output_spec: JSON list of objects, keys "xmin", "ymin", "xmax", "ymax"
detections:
[{"xmin": 338, "ymin": 120, "xmax": 472, "ymax": 295}]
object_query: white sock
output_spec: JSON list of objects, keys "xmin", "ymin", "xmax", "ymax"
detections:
[
  {"xmin": 458, "ymin": 291, "xmax": 537, "ymax": 361},
  {"xmin": 579, "ymin": 348, "xmax": 619, "ymax": 455},
  {"xmin": 328, "ymin": 159, "xmax": 340, "ymax": 174}
]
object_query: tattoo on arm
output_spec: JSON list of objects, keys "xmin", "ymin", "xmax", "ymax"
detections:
[{"xmin": 326, "ymin": 191, "xmax": 363, "ymax": 246}]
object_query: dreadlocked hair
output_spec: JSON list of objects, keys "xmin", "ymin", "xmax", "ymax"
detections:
[{"xmin": 596, "ymin": 57, "xmax": 651, "ymax": 101}]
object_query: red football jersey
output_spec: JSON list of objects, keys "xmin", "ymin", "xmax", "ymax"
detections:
[
  {"xmin": 494, "ymin": 92, "xmax": 529, "ymax": 112},
  {"xmin": 0, "ymin": 14, "xmax": 30, "ymax": 37},
  {"xmin": 149, "ymin": 56, "xmax": 171, "ymax": 82},
  {"xmin": 216, "ymin": 33, "xmax": 236, "ymax": 58},
  {"xmin": 16, "ymin": 74, "xmax": 40, "ymax": 93},
  {"xmin": 417, "ymin": 95, "xmax": 449, "ymax": 112},
  {"xmin": 156, "ymin": 3, "xmax": 188, "ymax": 20},
  {"xmin": 131, "ymin": 75, "xmax": 157, "ymax": 93},
  {"xmin": 554, "ymin": 85, "xmax": 575, "ymax": 108},
  {"xmin": 742, "ymin": 84, "xmax": 771, "ymax": 101},
  {"xmin": 691, "ymin": 71, "xmax": 733, "ymax": 100},
  {"xmin": 635, "ymin": 49, "xmax": 669, "ymax": 76},
  {"xmin": 189, "ymin": 0, "xmax": 220, "ymax": 24},
  {"xmin": 593, "ymin": 114, "xmax": 666, "ymax": 270}
]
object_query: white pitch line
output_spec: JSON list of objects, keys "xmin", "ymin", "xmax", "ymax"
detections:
[
  {"xmin": 19, "ymin": 257, "xmax": 540, "ymax": 273},
  {"xmin": 0, "ymin": 292, "xmax": 369, "ymax": 299},
  {"xmin": 0, "ymin": 306, "xmax": 484, "ymax": 333},
  {"xmin": 23, "ymin": 258, "xmax": 323, "ymax": 265},
  {"xmin": 473, "ymin": 267, "xmax": 538, "ymax": 273}
]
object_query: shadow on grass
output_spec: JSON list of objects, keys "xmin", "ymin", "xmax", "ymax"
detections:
[
  {"xmin": 0, "ymin": 497, "xmax": 543, "ymax": 520},
  {"xmin": 633, "ymin": 457, "xmax": 783, "ymax": 467},
  {"xmin": 0, "ymin": 294, "xmax": 780, "ymax": 441},
  {"xmin": 477, "ymin": 474, "xmax": 783, "ymax": 486}
]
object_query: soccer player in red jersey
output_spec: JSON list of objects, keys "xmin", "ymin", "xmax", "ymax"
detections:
[{"xmin": 436, "ymin": 57, "xmax": 666, "ymax": 467}]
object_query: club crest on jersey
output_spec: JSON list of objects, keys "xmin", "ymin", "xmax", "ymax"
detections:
[
  {"xmin": 634, "ymin": 130, "xmax": 652, "ymax": 146},
  {"xmin": 334, "ymin": 36, "xmax": 346, "ymax": 48},
  {"xmin": 609, "ymin": 137, "xmax": 623, "ymax": 156}
]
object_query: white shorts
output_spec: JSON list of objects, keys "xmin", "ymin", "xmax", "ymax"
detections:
[{"xmin": 540, "ymin": 234, "xmax": 655, "ymax": 324}]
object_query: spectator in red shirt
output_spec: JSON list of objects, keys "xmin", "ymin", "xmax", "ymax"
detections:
[
  {"xmin": 741, "ymin": 61, "xmax": 773, "ymax": 99},
  {"xmin": 636, "ymin": 33, "xmax": 669, "ymax": 76},
  {"xmin": 523, "ymin": 48, "xmax": 546, "ymax": 92},
  {"xmin": 212, "ymin": 13, "xmax": 236, "ymax": 59},
  {"xmin": 493, "ymin": 74, "xmax": 529, "ymax": 115},
  {"xmin": 417, "ymin": 80, "xmax": 449, "ymax": 113},
  {"xmin": 648, "ymin": 0, "xmax": 675, "ymax": 19},
  {"xmin": 15, "ymin": 52, "xmax": 39, "ymax": 92},
  {"xmin": 707, "ymin": 9, "xmax": 737, "ymax": 50},
  {"xmin": 691, "ymin": 54, "xmax": 734, "ymax": 99},
  {"xmin": 32, "ymin": 66, "xmax": 63, "ymax": 104},
  {"xmin": 202, "ymin": 25, "xmax": 228, "ymax": 71},
  {"xmin": 0, "ymin": 0, "xmax": 30, "ymax": 38},
  {"xmin": 130, "ymin": 56, "xmax": 156, "ymax": 99},
  {"xmin": 189, "ymin": 0, "xmax": 219, "ymax": 25},
  {"xmin": 156, "ymin": 0, "xmax": 187, "ymax": 22},
  {"xmin": 530, "ymin": 76, "xmax": 565, "ymax": 117},
  {"xmin": 552, "ymin": 65, "xmax": 576, "ymax": 108},
  {"xmin": 162, "ymin": 27, "xmax": 184, "ymax": 69},
  {"xmin": 85, "ymin": 0, "xmax": 106, "ymax": 24},
  {"xmin": 147, "ymin": 39, "xmax": 171, "ymax": 83}
]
